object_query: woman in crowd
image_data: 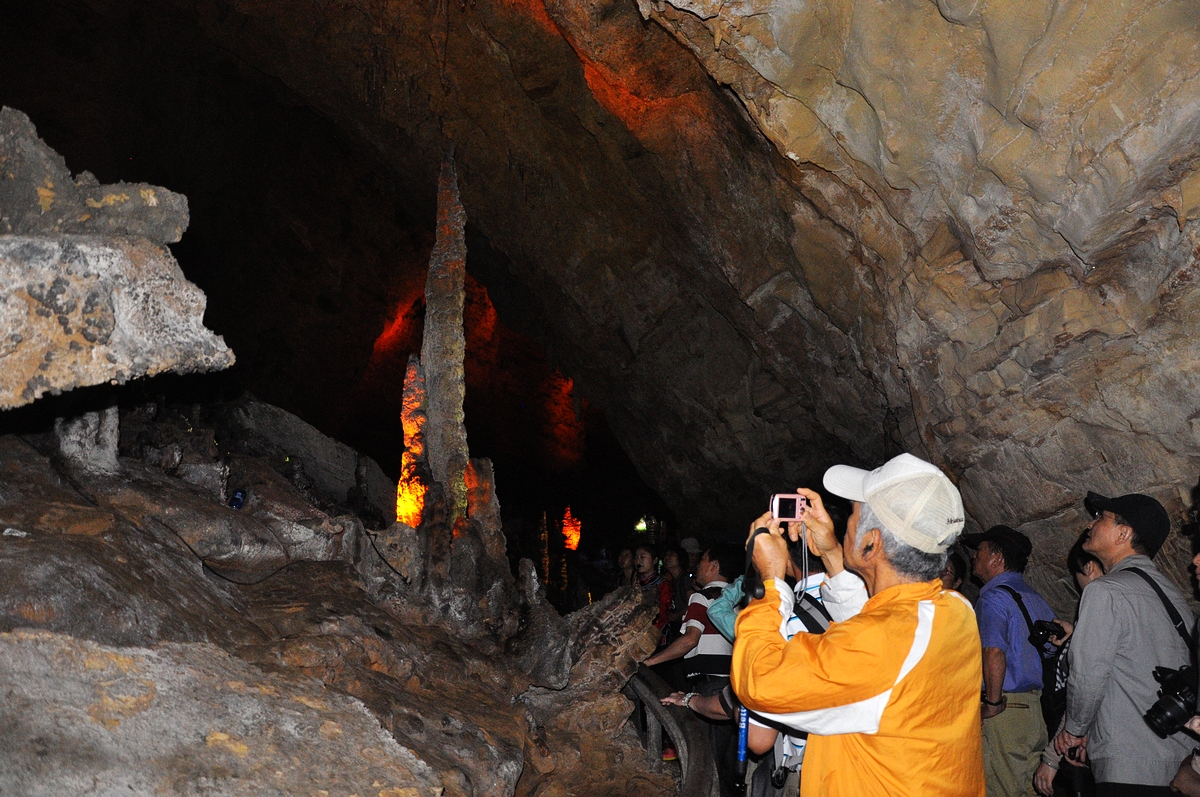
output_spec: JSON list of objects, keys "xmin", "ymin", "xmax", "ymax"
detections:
[
  {"xmin": 939, "ymin": 548, "xmax": 968, "ymax": 592},
  {"xmin": 615, "ymin": 547, "xmax": 635, "ymax": 589},
  {"xmin": 663, "ymin": 544, "xmax": 693, "ymax": 624},
  {"xmin": 1033, "ymin": 532, "xmax": 1104, "ymax": 796},
  {"xmin": 635, "ymin": 543, "xmax": 673, "ymax": 634}
]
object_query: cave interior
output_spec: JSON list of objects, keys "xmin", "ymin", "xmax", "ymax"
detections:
[{"xmin": 4, "ymin": 0, "xmax": 1200, "ymax": 793}]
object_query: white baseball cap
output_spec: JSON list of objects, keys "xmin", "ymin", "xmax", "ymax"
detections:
[{"xmin": 823, "ymin": 453, "xmax": 965, "ymax": 554}]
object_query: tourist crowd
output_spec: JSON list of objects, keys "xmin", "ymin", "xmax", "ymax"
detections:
[{"xmin": 627, "ymin": 452, "xmax": 1200, "ymax": 797}]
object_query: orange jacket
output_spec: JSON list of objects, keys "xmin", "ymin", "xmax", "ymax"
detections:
[{"xmin": 732, "ymin": 577, "xmax": 984, "ymax": 797}]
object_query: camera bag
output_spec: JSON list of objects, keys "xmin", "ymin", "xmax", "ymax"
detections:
[{"xmin": 996, "ymin": 585, "xmax": 1064, "ymax": 734}]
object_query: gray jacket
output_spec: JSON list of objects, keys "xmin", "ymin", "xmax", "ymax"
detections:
[{"xmin": 1065, "ymin": 554, "xmax": 1194, "ymax": 785}]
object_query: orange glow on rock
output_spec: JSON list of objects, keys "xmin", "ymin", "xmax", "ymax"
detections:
[
  {"xmin": 580, "ymin": 60, "xmax": 699, "ymax": 135},
  {"xmin": 542, "ymin": 370, "xmax": 585, "ymax": 471},
  {"xmin": 504, "ymin": 0, "xmax": 560, "ymax": 36},
  {"xmin": 561, "ymin": 506, "xmax": 581, "ymax": 551},
  {"xmin": 395, "ymin": 358, "xmax": 428, "ymax": 528}
]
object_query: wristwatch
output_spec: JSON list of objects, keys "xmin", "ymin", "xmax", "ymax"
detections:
[
  {"xmin": 982, "ymin": 695, "xmax": 1004, "ymax": 706},
  {"xmin": 682, "ymin": 692, "xmax": 696, "ymax": 709}
]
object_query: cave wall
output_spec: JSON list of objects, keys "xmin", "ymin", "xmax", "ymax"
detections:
[{"xmin": 13, "ymin": 0, "xmax": 1200, "ymax": 592}]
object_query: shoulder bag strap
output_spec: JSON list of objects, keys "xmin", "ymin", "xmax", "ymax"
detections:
[
  {"xmin": 1125, "ymin": 567, "xmax": 1196, "ymax": 650},
  {"xmin": 996, "ymin": 584, "xmax": 1036, "ymax": 634}
]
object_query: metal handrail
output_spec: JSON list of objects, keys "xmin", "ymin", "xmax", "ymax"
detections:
[{"xmin": 622, "ymin": 665, "xmax": 720, "ymax": 797}]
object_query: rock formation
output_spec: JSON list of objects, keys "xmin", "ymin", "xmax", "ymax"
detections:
[
  {"xmin": 0, "ymin": 120, "xmax": 671, "ymax": 794},
  {"xmin": 0, "ymin": 108, "xmax": 233, "ymax": 409},
  {"xmin": 41, "ymin": 0, "xmax": 1191, "ymax": 606}
]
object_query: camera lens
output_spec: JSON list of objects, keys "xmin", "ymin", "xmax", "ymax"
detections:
[{"xmin": 1144, "ymin": 693, "xmax": 1193, "ymax": 738}]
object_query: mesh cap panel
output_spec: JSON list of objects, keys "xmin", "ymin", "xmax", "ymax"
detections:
[{"xmin": 867, "ymin": 472, "xmax": 965, "ymax": 554}]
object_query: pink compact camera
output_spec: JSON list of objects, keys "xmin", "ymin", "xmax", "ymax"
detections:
[{"xmin": 770, "ymin": 494, "xmax": 808, "ymax": 521}]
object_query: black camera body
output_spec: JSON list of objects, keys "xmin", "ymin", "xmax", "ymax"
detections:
[
  {"xmin": 1028, "ymin": 619, "xmax": 1065, "ymax": 649},
  {"xmin": 1143, "ymin": 664, "xmax": 1197, "ymax": 738}
]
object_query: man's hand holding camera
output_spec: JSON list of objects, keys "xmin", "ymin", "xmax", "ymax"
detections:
[{"xmin": 746, "ymin": 488, "xmax": 843, "ymax": 587}]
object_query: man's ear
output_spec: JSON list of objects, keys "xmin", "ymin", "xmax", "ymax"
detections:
[{"xmin": 861, "ymin": 527, "xmax": 882, "ymax": 557}]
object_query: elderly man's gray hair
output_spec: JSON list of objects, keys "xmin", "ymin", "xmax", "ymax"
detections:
[{"xmin": 858, "ymin": 503, "xmax": 949, "ymax": 581}]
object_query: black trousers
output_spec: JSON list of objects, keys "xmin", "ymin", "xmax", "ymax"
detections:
[{"xmin": 1095, "ymin": 783, "xmax": 1173, "ymax": 796}]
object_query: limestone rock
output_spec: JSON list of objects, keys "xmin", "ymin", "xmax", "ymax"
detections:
[
  {"xmin": 205, "ymin": 396, "xmax": 396, "ymax": 527},
  {"xmin": 0, "ymin": 235, "xmax": 235, "ymax": 409},
  {"xmin": 0, "ymin": 629, "xmax": 443, "ymax": 797},
  {"xmin": 0, "ymin": 107, "xmax": 232, "ymax": 409},
  {"xmin": 0, "ymin": 421, "xmax": 668, "ymax": 796},
  {"xmin": 0, "ymin": 107, "xmax": 189, "ymax": 244}
]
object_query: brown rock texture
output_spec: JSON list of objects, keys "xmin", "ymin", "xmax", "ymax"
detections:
[
  {"xmin": 0, "ymin": 403, "xmax": 671, "ymax": 796},
  {"xmin": 0, "ymin": 628, "xmax": 443, "ymax": 797},
  {"xmin": 0, "ymin": 107, "xmax": 233, "ymax": 409}
]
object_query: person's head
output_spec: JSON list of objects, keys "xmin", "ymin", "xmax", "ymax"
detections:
[
  {"xmin": 939, "ymin": 549, "xmax": 967, "ymax": 590},
  {"xmin": 634, "ymin": 544, "xmax": 659, "ymax": 576},
  {"xmin": 617, "ymin": 547, "xmax": 634, "ymax": 572},
  {"xmin": 1083, "ymin": 491, "xmax": 1170, "ymax": 567},
  {"xmin": 1067, "ymin": 531, "xmax": 1104, "ymax": 591},
  {"xmin": 680, "ymin": 537, "xmax": 702, "ymax": 570},
  {"xmin": 698, "ymin": 544, "xmax": 744, "ymax": 587},
  {"xmin": 663, "ymin": 546, "xmax": 687, "ymax": 579},
  {"xmin": 823, "ymin": 454, "xmax": 964, "ymax": 587},
  {"xmin": 963, "ymin": 525, "xmax": 1032, "ymax": 583}
]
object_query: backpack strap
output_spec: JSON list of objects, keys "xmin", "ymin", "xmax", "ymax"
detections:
[
  {"xmin": 1125, "ymin": 567, "xmax": 1196, "ymax": 651},
  {"xmin": 792, "ymin": 592, "xmax": 832, "ymax": 634}
]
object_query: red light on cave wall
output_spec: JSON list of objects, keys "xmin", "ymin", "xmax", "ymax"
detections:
[
  {"xmin": 542, "ymin": 370, "xmax": 585, "ymax": 471},
  {"xmin": 562, "ymin": 506, "xmax": 581, "ymax": 551}
]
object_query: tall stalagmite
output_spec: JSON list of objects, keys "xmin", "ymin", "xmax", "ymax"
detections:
[{"xmin": 420, "ymin": 151, "xmax": 470, "ymax": 527}]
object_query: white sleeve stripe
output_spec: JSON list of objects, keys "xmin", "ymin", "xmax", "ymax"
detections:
[
  {"xmin": 752, "ymin": 599, "xmax": 936, "ymax": 736},
  {"xmin": 774, "ymin": 577, "xmax": 795, "ymax": 638}
]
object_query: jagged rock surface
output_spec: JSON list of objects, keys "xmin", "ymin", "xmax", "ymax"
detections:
[
  {"xmin": 0, "ymin": 629, "xmax": 443, "ymax": 797},
  {"xmin": 0, "ymin": 403, "xmax": 671, "ymax": 796},
  {"xmin": 0, "ymin": 107, "xmax": 233, "ymax": 409}
]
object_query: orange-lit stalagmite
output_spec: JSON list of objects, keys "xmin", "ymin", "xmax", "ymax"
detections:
[
  {"xmin": 561, "ymin": 506, "xmax": 581, "ymax": 551},
  {"xmin": 395, "ymin": 355, "xmax": 428, "ymax": 528}
]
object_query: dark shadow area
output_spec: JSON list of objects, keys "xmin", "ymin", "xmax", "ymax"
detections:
[{"xmin": 0, "ymin": 0, "xmax": 675, "ymax": 575}]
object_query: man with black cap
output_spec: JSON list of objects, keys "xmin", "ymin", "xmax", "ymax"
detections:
[
  {"xmin": 963, "ymin": 525, "xmax": 1056, "ymax": 797},
  {"xmin": 1053, "ymin": 491, "xmax": 1195, "ymax": 796}
]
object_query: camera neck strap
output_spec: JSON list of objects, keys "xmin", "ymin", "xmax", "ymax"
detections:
[{"xmin": 1125, "ymin": 567, "xmax": 1196, "ymax": 652}]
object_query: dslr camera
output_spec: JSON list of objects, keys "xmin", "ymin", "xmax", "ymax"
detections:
[
  {"xmin": 1143, "ymin": 664, "xmax": 1197, "ymax": 738},
  {"xmin": 1028, "ymin": 619, "xmax": 1065, "ymax": 648}
]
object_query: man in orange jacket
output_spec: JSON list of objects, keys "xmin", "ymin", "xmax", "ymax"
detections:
[{"xmin": 733, "ymin": 453, "xmax": 985, "ymax": 797}]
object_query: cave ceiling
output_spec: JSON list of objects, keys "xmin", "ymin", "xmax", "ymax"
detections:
[{"xmin": 5, "ymin": 0, "xmax": 1200, "ymax": 582}]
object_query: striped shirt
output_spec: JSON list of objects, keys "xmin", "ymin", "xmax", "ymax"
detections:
[{"xmin": 682, "ymin": 580, "xmax": 731, "ymax": 678}]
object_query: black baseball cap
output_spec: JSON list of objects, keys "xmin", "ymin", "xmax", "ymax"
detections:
[
  {"xmin": 1084, "ymin": 491, "xmax": 1170, "ymax": 556},
  {"xmin": 960, "ymin": 525, "xmax": 1033, "ymax": 558}
]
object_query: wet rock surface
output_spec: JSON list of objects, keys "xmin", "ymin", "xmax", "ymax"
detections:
[
  {"xmin": 0, "ymin": 403, "xmax": 672, "ymax": 796},
  {"xmin": 0, "ymin": 107, "xmax": 233, "ymax": 409}
]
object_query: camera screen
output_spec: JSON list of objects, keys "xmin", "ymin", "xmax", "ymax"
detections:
[{"xmin": 778, "ymin": 497, "xmax": 797, "ymax": 518}]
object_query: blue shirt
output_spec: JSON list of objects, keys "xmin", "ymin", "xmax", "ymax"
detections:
[{"xmin": 977, "ymin": 571, "xmax": 1056, "ymax": 693}]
